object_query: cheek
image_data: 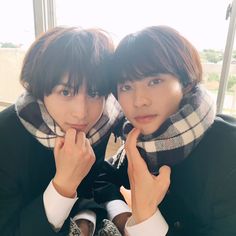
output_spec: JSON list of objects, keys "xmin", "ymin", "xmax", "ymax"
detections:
[
  {"xmin": 44, "ymin": 97, "xmax": 56, "ymax": 117},
  {"xmin": 165, "ymin": 90, "xmax": 183, "ymax": 115},
  {"xmin": 90, "ymin": 99, "xmax": 105, "ymax": 121},
  {"xmin": 118, "ymin": 95, "xmax": 132, "ymax": 117}
]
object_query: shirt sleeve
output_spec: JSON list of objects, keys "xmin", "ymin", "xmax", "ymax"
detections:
[
  {"xmin": 105, "ymin": 200, "xmax": 131, "ymax": 221},
  {"xmin": 73, "ymin": 210, "xmax": 96, "ymax": 236},
  {"xmin": 43, "ymin": 180, "xmax": 78, "ymax": 230},
  {"xmin": 125, "ymin": 209, "xmax": 168, "ymax": 236}
]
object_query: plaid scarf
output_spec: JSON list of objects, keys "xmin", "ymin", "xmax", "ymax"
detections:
[
  {"xmin": 15, "ymin": 92, "xmax": 123, "ymax": 149},
  {"xmin": 113, "ymin": 86, "xmax": 216, "ymax": 175}
]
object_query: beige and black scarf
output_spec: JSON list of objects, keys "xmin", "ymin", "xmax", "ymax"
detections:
[
  {"xmin": 15, "ymin": 92, "xmax": 123, "ymax": 149},
  {"xmin": 112, "ymin": 85, "xmax": 216, "ymax": 174}
]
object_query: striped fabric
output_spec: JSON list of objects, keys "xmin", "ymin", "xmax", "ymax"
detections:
[
  {"xmin": 112, "ymin": 86, "xmax": 216, "ymax": 175},
  {"xmin": 15, "ymin": 92, "xmax": 123, "ymax": 149}
]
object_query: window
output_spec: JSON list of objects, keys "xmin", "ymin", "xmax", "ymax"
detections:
[
  {"xmin": 0, "ymin": 0, "xmax": 35, "ymax": 110},
  {"xmin": 0, "ymin": 0, "xmax": 235, "ymax": 115},
  {"xmin": 55, "ymin": 0, "xmax": 232, "ymax": 114},
  {"xmin": 220, "ymin": 4, "xmax": 236, "ymax": 117}
]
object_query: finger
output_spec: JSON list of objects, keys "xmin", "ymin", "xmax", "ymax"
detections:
[
  {"xmin": 125, "ymin": 128, "xmax": 141, "ymax": 164},
  {"xmin": 64, "ymin": 128, "xmax": 77, "ymax": 147},
  {"xmin": 126, "ymin": 128, "xmax": 150, "ymax": 175},
  {"xmin": 158, "ymin": 165, "xmax": 171, "ymax": 179},
  {"xmin": 127, "ymin": 160, "xmax": 133, "ymax": 183},
  {"xmin": 85, "ymin": 138, "xmax": 96, "ymax": 160},
  {"xmin": 155, "ymin": 165, "xmax": 171, "ymax": 190},
  {"xmin": 54, "ymin": 136, "xmax": 64, "ymax": 157},
  {"xmin": 84, "ymin": 137, "xmax": 92, "ymax": 148},
  {"xmin": 120, "ymin": 186, "xmax": 132, "ymax": 208},
  {"xmin": 75, "ymin": 131, "xmax": 86, "ymax": 146}
]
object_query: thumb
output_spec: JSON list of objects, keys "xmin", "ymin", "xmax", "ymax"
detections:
[
  {"xmin": 155, "ymin": 165, "xmax": 171, "ymax": 191},
  {"xmin": 54, "ymin": 136, "xmax": 64, "ymax": 157},
  {"xmin": 125, "ymin": 128, "xmax": 141, "ymax": 164},
  {"xmin": 125, "ymin": 128, "xmax": 149, "ymax": 173},
  {"xmin": 158, "ymin": 165, "xmax": 171, "ymax": 178}
]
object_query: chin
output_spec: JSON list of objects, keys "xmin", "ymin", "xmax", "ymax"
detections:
[
  {"xmin": 140, "ymin": 129, "xmax": 154, "ymax": 136},
  {"xmin": 140, "ymin": 125, "xmax": 160, "ymax": 136}
]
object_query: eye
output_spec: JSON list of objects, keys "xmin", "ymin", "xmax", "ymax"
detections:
[
  {"xmin": 60, "ymin": 89, "xmax": 72, "ymax": 97},
  {"xmin": 119, "ymin": 83, "xmax": 132, "ymax": 92},
  {"xmin": 148, "ymin": 78, "xmax": 163, "ymax": 86},
  {"xmin": 88, "ymin": 88, "xmax": 101, "ymax": 98}
]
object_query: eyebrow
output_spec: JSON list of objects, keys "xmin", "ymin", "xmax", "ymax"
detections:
[
  {"xmin": 144, "ymin": 72, "xmax": 162, "ymax": 77},
  {"xmin": 56, "ymin": 83, "xmax": 73, "ymax": 88}
]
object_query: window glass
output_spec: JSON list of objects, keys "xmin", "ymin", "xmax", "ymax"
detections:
[
  {"xmin": 222, "ymin": 37, "xmax": 236, "ymax": 117},
  {"xmin": 0, "ymin": 0, "xmax": 35, "ymax": 110},
  {"xmin": 56, "ymin": 0, "xmax": 230, "ymax": 112}
]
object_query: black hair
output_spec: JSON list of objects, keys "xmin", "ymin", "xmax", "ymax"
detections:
[{"xmin": 20, "ymin": 27, "xmax": 115, "ymax": 100}]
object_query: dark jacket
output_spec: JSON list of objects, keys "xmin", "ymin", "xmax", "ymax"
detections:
[
  {"xmin": 0, "ymin": 105, "xmax": 119, "ymax": 236},
  {"xmin": 95, "ymin": 114, "xmax": 236, "ymax": 236}
]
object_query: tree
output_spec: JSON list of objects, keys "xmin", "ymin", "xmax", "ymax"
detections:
[
  {"xmin": 232, "ymin": 50, "xmax": 236, "ymax": 60},
  {"xmin": 208, "ymin": 73, "xmax": 220, "ymax": 82},
  {"xmin": 227, "ymin": 75, "xmax": 236, "ymax": 91},
  {"xmin": 201, "ymin": 49, "xmax": 223, "ymax": 63},
  {"xmin": 0, "ymin": 42, "xmax": 19, "ymax": 48}
]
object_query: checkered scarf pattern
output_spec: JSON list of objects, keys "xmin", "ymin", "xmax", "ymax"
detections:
[
  {"xmin": 15, "ymin": 92, "xmax": 123, "ymax": 149},
  {"xmin": 113, "ymin": 86, "xmax": 216, "ymax": 174}
]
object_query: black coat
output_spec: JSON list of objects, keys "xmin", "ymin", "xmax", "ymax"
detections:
[
  {"xmin": 95, "ymin": 114, "xmax": 236, "ymax": 236},
  {"xmin": 0, "ymin": 105, "xmax": 119, "ymax": 236}
]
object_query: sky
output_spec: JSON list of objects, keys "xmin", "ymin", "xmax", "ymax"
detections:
[
  {"xmin": 0, "ymin": 0, "xmax": 232, "ymax": 50},
  {"xmin": 56, "ymin": 0, "xmax": 231, "ymax": 50}
]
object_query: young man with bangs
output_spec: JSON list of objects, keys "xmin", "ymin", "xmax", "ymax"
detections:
[
  {"xmin": 95, "ymin": 26, "xmax": 236, "ymax": 236},
  {"xmin": 0, "ymin": 27, "xmax": 124, "ymax": 236}
]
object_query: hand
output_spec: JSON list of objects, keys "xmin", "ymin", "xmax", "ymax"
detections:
[
  {"xmin": 125, "ymin": 128, "xmax": 171, "ymax": 224},
  {"xmin": 75, "ymin": 219, "xmax": 93, "ymax": 236},
  {"xmin": 53, "ymin": 129, "xmax": 95, "ymax": 198},
  {"xmin": 112, "ymin": 212, "xmax": 132, "ymax": 235},
  {"xmin": 120, "ymin": 186, "xmax": 131, "ymax": 208}
]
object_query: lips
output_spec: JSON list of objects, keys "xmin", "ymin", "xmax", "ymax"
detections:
[
  {"xmin": 134, "ymin": 114, "xmax": 157, "ymax": 123},
  {"xmin": 68, "ymin": 123, "xmax": 88, "ymax": 131}
]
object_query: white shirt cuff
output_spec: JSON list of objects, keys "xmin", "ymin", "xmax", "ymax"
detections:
[
  {"xmin": 43, "ymin": 180, "xmax": 78, "ymax": 230},
  {"xmin": 73, "ymin": 210, "xmax": 96, "ymax": 235},
  {"xmin": 105, "ymin": 200, "xmax": 131, "ymax": 221},
  {"xmin": 125, "ymin": 209, "xmax": 168, "ymax": 236}
]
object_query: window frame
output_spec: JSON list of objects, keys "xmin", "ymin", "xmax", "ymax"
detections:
[
  {"xmin": 216, "ymin": 0, "xmax": 236, "ymax": 113},
  {"xmin": 1, "ymin": 0, "xmax": 236, "ymax": 114}
]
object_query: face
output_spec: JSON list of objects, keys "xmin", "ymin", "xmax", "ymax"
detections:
[
  {"xmin": 44, "ymin": 78, "xmax": 105, "ymax": 134},
  {"xmin": 118, "ymin": 74, "xmax": 183, "ymax": 135}
]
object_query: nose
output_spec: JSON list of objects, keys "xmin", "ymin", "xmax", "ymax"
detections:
[
  {"xmin": 133, "ymin": 88, "xmax": 151, "ymax": 108},
  {"xmin": 71, "ymin": 93, "xmax": 88, "ymax": 120}
]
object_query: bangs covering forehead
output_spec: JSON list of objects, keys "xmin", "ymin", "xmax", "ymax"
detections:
[
  {"xmin": 112, "ymin": 26, "xmax": 202, "ymax": 87},
  {"xmin": 113, "ymin": 32, "xmax": 178, "ymax": 84},
  {"xmin": 44, "ymin": 29, "xmax": 111, "ymax": 96},
  {"xmin": 20, "ymin": 27, "xmax": 114, "ymax": 100}
]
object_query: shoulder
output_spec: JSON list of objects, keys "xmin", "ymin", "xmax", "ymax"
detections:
[
  {"xmin": 0, "ymin": 105, "xmax": 34, "ymax": 153},
  {"xmin": 0, "ymin": 105, "xmax": 26, "ymax": 137},
  {"xmin": 199, "ymin": 114, "xmax": 236, "ymax": 188},
  {"xmin": 205, "ymin": 114, "xmax": 236, "ymax": 144},
  {"xmin": 0, "ymin": 105, "xmax": 16, "ymax": 123},
  {"xmin": 198, "ymin": 114, "xmax": 236, "ymax": 162},
  {"xmin": 0, "ymin": 106, "xmax": 19, "ymax": 136},
  {"xmin": 187, "ymin": 114, "xmax": 236, "ymax": 186},
  {"xmin": 213, "ymin": 114, "xmax": 236, "ymax": 130}
]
